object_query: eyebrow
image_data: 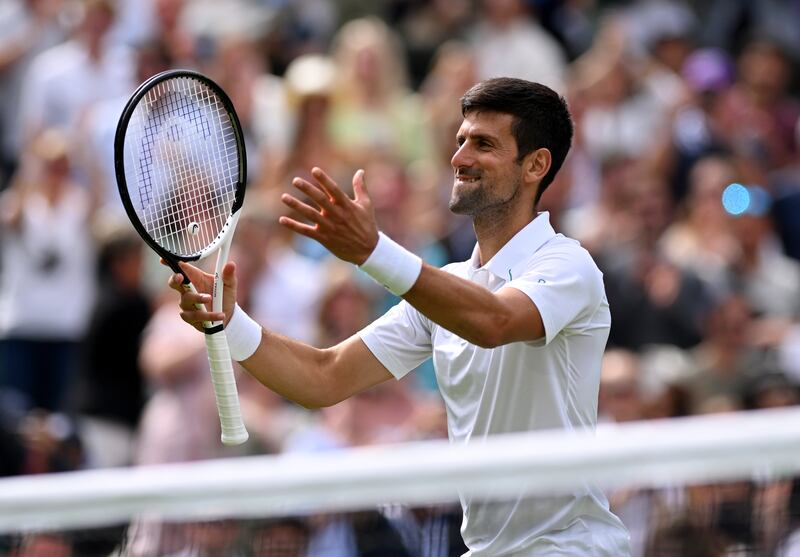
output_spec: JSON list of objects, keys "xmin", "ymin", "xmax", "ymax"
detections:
[{"xmin": 456, "ymin": 131, "xmax": 500, "ymax": 144}]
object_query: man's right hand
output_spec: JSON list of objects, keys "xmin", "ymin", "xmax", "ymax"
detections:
[{"xmin": 166, "ymin": 260, "xmax": 238, "ymax": 332}]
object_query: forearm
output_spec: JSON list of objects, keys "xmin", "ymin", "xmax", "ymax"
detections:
[
  {"xmin": 403, "ymin": 264, "xmax": 518, "ymax": 348},
  {"xmin": 239, "ymin": 329, "xmax": 333, "ymax": 409}
]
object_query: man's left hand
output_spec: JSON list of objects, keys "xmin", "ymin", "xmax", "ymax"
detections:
[{"xmin": 279, "ymin": 167, "xmax": 379, "ymax": 265}]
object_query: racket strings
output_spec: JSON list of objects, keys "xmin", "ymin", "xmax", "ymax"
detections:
[{"xmin": 125, "ymin": 76, "xmax": 239, "ymax": 257}]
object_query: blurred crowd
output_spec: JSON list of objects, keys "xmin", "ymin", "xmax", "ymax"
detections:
[{"xmin": 1, "ymin": 0, "xmax": 800, "ymax": 555}]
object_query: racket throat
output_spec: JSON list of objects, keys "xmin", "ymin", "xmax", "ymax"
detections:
[{"xmin": 205, "ymin": 270, "xmax": 225, "ymax": 335}]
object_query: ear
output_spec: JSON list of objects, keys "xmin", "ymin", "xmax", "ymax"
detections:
[{"xmin": 523, "ymin": 148, "xmax": 552, "ymax": 187}]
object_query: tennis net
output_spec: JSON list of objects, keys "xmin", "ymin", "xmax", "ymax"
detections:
[{"xmin": 2, "ymin": 407, "xmax": 800, "ymax": 556}]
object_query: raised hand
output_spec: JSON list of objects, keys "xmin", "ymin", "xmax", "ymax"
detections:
[{"xmin": 279, "ymin": 167, "xmax": 379, "ymax": 265}]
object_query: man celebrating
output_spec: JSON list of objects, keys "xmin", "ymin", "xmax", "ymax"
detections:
[{"xmin": 172, "ymin": 78, "xmax": 631, "ymax": 556}]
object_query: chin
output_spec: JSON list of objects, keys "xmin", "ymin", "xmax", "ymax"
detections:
[{"xmin": 448, "ymin": 197, "xmax": 475, "ymax": 216}]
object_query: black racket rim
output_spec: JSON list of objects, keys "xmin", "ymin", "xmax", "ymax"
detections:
[{"xmin": 114, "ymin": 69, "xmax": 247, "ymax": 271}]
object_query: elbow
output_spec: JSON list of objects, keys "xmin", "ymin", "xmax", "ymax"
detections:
[
  {"xmin": 296, "ymin": 350, "xmax": 347, "ymax": 409},
  {"xmin": 472, "ymin": 333, "xmax": 503, "ymax": 349},
  {"xmin": 468, "ymin": 328, "xmax": 505, "ymax": 348},
  {"xmin": 294, "ymin": 383, "xmax": 338, "ymax": 410},
  {"xmin": 470, "ymin": 315, "xmax": 511, "ymax": 349}
]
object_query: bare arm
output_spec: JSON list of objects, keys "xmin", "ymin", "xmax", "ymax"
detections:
[
  {"xmin": 170, "ymin": 261, "xmax": 393, "ymax": 409},
  {"xmin": 279, "ymin": 168, "xmax": 544, "ymax": 348},
  {"xmin": 241, "ymin": 331, "xmax": 393, "ymax": 408},
  {"xmin": 403, "ymin": 264, "xmax": 543, "ymax": 348}
]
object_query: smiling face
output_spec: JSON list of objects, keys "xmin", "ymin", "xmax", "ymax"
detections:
[{"xmin": 449, "ymin": 110, "xmax": 526, "ymax": 217}]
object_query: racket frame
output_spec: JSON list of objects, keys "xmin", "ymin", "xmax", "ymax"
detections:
[
  {"xmin": 114, "ymin": 69, "xmax": 249, "ymax": 445},
  {"xmin": 114, "ymin": 69, "xmax": 246, "ymax": 277}
]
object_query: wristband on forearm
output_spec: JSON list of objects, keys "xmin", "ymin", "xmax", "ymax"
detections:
[
  {"xmin": 359, "ymin": 232, "xmax": 423, "ymax": 296},
  {"xmin": 225, "ymin": 304, "xmax": 262, "ymax": 361}
]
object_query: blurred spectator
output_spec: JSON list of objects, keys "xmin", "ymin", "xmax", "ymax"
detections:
[
  {"xmin": 660, "ymin": 155, "xmax": 739, "ymax": 296},
  {"xmin": 329, "ymin": 17, "xmax": 431, "ymax": 167},
  {"xmin": 17, "ymin": 0, "xmax": 134, "ymax": 147},
  {"xmin": 599, "ymin": 349, "xmax": 647, "ymax": 424},
  {"xmin": 249, "ymin": 518, "xmax": 310, "ymax": 557},
  {"xmin": 0, "ymin": 128, "xmax": 98, "ymax": 412},
  {"xmin": 593, "ymin": 162, "xmax": 710, "ymax": 350},
  {"xmin": 644, "ymin": 516, "xmax": 726, "ymax": 557},
  {"xmin": 716, "ymin": 37, "xmax": 800, "ymax": 183},
  {"xmin": 680, "ymin": 294, "xmax": 766, "ymax": 412},
  {"xmin": 246, "ymin": 197, "xmax": 325, "ymax": 345},
  {"xmin": 13, "ymin": 532, "xmax": 74, "ymax": 557},
  {"xmin": 568, "ymin": 16, "xmax": 672, "ymax": 167},
  {"xmin": 68, "ymin": 219, "xmax": 152, "ymax": 468},
  {"xmin": 0, "ymin": 0, "xmax": 68, "ymax": 188},
  {"xmin": 259, "ymin": 53, "xmax": 343, "ymax": 196},
  {"xmin": 78, "ymin": 38, "xmax": 173, "ymax": 215},
  {"xmin": 163, "ymin": 519, "xmax": 245, "ymax": 557},
  {"xmin": 658, "ymin": 48, "xmax": 735, "ymax": 201},
  {"xmin": 151, "ymin": 0, "xmax": 194, "ymax": 66},
  {"xmin": 395, "ymin": 0, "xmax": 471, "ymax": 88},
  {"xmin": 702, "ymin": 0, "xmax": 800, "ymax": 56},
  {"xmin": 211, "ymin": 36, "xmax": 291, "ymax": 183},
  {"xmin": 468, "ymin": 0, "xmax": 566, "ymax": 92},
  {"xmin": 17, "ymin": 410, "xmax": 85, "ymax": 474},
  {"xmin": 729, "ymin": 207, "xmax": 800, "ymax": 320},
  {"xmin": 742, "ymin": 370, "xmax": 800, "ymax": 410}
]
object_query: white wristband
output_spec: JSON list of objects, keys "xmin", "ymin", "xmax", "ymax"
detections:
[
  {"xmin": 225, "ymin": 304, "xmax": 262, "ymax": 361},
  {"xmin": 359, "ymin": 232, "xmax": 422, "ymax": 296}
]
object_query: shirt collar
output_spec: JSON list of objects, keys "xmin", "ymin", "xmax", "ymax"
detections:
[{"xmin": 470, "ymin": 212, "xmax": 556, "ymax": 281}]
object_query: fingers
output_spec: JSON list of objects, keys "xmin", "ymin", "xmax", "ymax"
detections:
[
  {"xmin": 178, "ymin": 261, "xmax": 210, "ymax": 286},
  {"xmin": 291, "ymin": 176, "xmax": 335, "ymax": 212},
  {"xmin": 220, "ymin": 261, "xmax": 238, "ymax": 325},
  {"xmin": 164, "ymin": 261, "xmax": 224, "ymax": 329},
  {"xmin": 278, "ymin": 215, "xmax": 322, "ymax": 240},
  {"xmin": 312, "ymin": 167, "xmax": 350, "ymax": 205},
  {"xmin": 281, "ymin": 193, "xmax": 324, "ymax": 224},
  {"xmin": 221, "ymin": 260, "xmax": 237, "ymax": 287},
  {"xmin": 352, "ymin": 169, "xmax": 369, "ymax": 205},
  {"xmin": 178, "ymin": 289, "xmax": 211, "ymax": 312}
]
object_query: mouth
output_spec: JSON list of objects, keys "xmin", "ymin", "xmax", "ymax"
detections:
[{"xmin": 455, "ymin": 173, "xmax": 481, "ymax": 185}]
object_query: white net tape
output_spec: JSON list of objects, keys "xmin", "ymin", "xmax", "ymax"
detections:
[{"xmin": 2, "ymin": 407, "xmax": 800, "ymax": 535}]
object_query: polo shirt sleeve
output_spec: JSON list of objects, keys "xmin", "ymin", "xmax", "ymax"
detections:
[
  {"xmin": 358, "ymin": 300, "xmax": 433, "ymax": 379},
  {"xmin": 503, "ymin": 247, "xmax": 603, "ymax": 345}
]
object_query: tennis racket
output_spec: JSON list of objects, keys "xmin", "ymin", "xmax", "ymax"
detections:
[{"xmin": 114, "ymin": 69, "xmax": 249, "ymax": 445}]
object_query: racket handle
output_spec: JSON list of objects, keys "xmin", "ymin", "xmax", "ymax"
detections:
[{"xmin": 205, "ymin": 330, "xmax": 249, "ymax": 446}]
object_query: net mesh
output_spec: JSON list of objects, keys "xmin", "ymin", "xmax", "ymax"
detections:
[
  {"xmin": 2, "ymin": 408, "xmax": 800, "ymax": 557},
  {"xmin": 122, "ymin": 75, "xmax": 240, "ymax": 258}
]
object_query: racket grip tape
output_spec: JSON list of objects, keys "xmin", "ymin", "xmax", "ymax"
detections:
[{"xmin": 204, "ymin": 330, "xmax": 249, "ymax": 445}]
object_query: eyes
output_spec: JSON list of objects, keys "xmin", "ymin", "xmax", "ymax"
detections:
[{"xmin": 456, "ymin": 136, "xmax": 493, "ymax": 151}]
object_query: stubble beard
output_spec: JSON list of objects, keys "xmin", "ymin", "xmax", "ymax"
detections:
[{"xmin": 448, "ymin": 173, "xmax": 523, "ymax": 221}]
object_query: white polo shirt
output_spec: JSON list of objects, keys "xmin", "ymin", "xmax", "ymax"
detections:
[{"xmin": 359, "ymin": 213, "xmax": 631, "ymax": 556}]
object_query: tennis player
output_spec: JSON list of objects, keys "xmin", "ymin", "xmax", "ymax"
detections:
[{"xmin": 171, "ymin": 77, "xmax": 631, "ymax": 556}]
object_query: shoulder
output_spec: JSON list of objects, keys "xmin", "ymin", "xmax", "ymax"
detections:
[
  {"xmin": 536, "ymin": 235, "xmax": 602, "ymax": 275},
  {"xmin": 524, "ymin": 234, "xmax": 605, "ymax": 299}
]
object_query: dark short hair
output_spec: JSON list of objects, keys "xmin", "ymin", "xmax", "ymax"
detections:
[{"xmin": 460, "ymin": 78, "xmax": 573, "ymax": 204}]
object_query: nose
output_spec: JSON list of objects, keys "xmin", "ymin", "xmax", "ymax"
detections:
[{"xmin": 451, "ymin": 142, "xmax": 473, "ymax": 171}]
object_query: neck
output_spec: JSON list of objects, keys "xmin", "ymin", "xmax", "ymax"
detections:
[{"xmin": 473, "ymin": 204, "xmax": 537, "ymax": 265}]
